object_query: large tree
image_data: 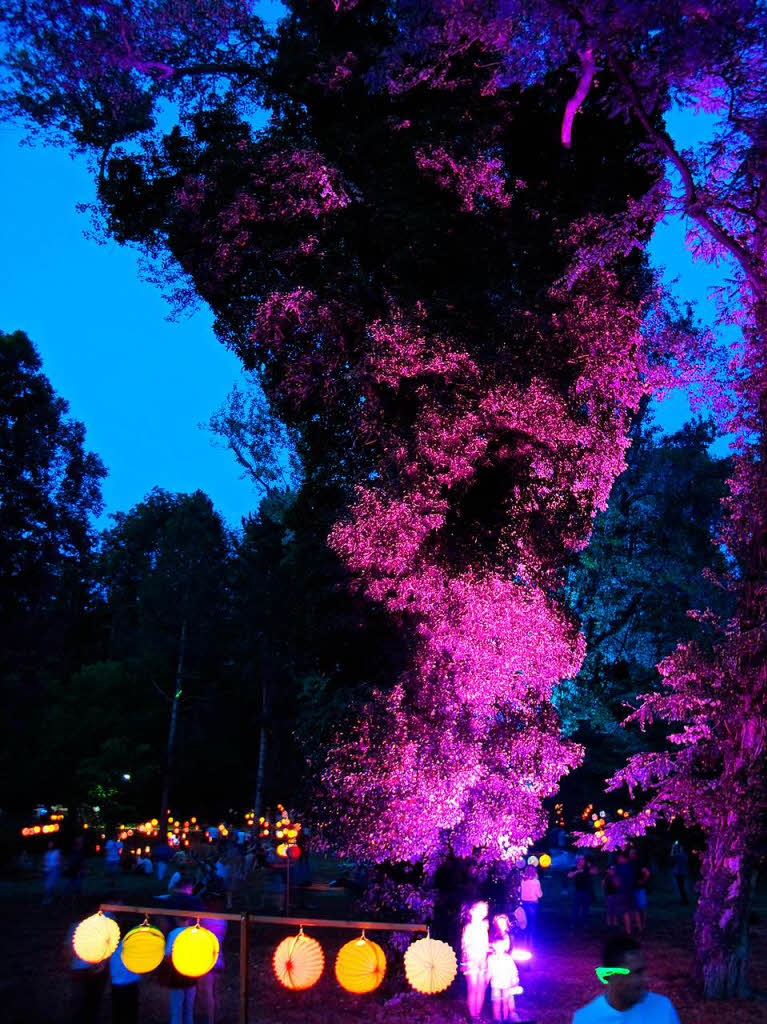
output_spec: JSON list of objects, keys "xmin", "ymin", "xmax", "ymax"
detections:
[
  {"xmin": 1, "ymin": 2, "xmax": 672, "ymax": 865},
  {"xmin": 387, "ymin": 0, "xmax": 766, "ymax": 995},
  {"xmin": 0, "ymin": 330, "xmax": 106, "ymax": 808}
]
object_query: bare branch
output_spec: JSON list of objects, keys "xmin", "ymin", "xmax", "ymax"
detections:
[
  {"xmin": 607, "ymin": 54, "xmax": 766, "ymax": 303},
  {"xmin": 561, "ymin": 48, "xmax": 596, "ymax": 150}
]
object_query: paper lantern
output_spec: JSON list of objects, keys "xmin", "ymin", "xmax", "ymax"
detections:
[
  {"xmin": 335, "ymin": 934, "xmax": 386, "ymax": 994},
  {"xmin": 120, "ymin": 923, "xmax": 165, "ymax": 974},
  {"xmin": 404, "ymin": 935, "xmax": 457, "ymax": 995},
  {"xmin": 539, "ymin": 853, "xmax": 551, "ymax": 869},
  {"xmin": 171, "ymin": 924, "xmax": 220, "ymax": 978},
  {"xmin": 527, "ymin": 855, "xmax": 539, "ymax": 867},
  {"xmin": 73, "ymin": 912, "xmax": 121, "ymax": 964},
  {"xmin": 273, "ymin": 930, "xmax": 324, "ymax": 990}
]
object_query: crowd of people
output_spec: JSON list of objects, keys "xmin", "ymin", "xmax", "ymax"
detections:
[
  {"xmin": 24, "ymin": 825, "xmax": 695, "ymax": 1023},
  {"xmin": 52, "ymin": 826, "xmax": 313, "ymax": 1024}
]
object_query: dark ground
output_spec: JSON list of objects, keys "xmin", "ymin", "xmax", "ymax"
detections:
[{"xmin": 1, "ymin": 857, "xmax": 766, "ymax": 1024}]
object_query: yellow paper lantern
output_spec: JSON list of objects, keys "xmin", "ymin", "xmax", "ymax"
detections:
[
  {"xmin": 171, "ymin": 925, "xmax": 220, "ymax": 978},
  {"xmin": 120, "ymin": 923, "xmax": 165, "ymax": 974},
  {"xmin": 73, "ymin": 913, "xmax": 121, "ymax": 964},
  {"xmin": 273, "ymin": 930, "xmax": 324, "ymax": 990},
  {"xmin": 404, "ymin": 935, "xmax": 457, "ymax": 995},
  {"xmin": 539, "ymin": 853, "xmax": 552, "ymax": 869},
  {"xmin": 335, "ymin": 934, "xmax": 386, "ymax": 994}
]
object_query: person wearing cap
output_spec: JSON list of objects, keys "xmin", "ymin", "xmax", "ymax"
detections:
[{"xmin": 572, "ymin": 935, "xmax": 681, "ymax": 1022}]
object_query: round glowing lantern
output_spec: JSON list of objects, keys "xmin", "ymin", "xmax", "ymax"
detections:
[
  {"xmin": 539, "ymin": 853, "xmax": 551, "ymax": 869},
  {"xmin": 120, "ymin": 923, "xmax": 165, "ymax": 974},
  {"xmin": 404, "ymin": 934, "xmax": 457, "ymax": 995},
  {"xmin": 335, "ymin": 934, "xmax": 386, "ymax": 994},
  {"xmin": 527, "ymin": 855, "xmax": 539, "ymax": 867},
  {"xmin": 171, "ymin": 924, "xmax": 220, "ymax": 978},
  {"xmin": 273, "ymin": 929, "xmax": 324, "ymax": 990},
  {"xmin": 288, "ymin": 844, "xmax": 301, "ymax": 860},
  {"xmin": 73, "ymin": 912, "xmax": 121, "ymax": 964}
]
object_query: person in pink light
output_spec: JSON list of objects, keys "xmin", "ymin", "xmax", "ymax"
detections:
[
  {"xmin": 461, "ymin": 900, "xmax": 490, "ymax": 1019},
  {"xmin": 487, "ymin": 936, "xmax": 522, "ymax": 1022},
  {"xmin": 520, "ymin": 864, "xmax": 543, "ymax": 946},
  {"xmin": 490, "ymin": 912, "xmax": 512, "ymax": 953}
]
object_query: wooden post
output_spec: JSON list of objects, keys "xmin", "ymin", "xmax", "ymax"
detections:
[
  {"xmin": 285, "ymin": 854, "xmax": 290, "ymax": 916},
  {"xmin": 240, "ymin": 912, "xmax": 249, "ymax": 1024}
]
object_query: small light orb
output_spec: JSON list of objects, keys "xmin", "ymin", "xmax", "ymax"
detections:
[
  {"xmin": 273, "ymin": 931, "xmax": 324, "ymax": 990},
  {"xmin": 73, "ymin": 913, "xmax": 120, "ymax": 964},
  {"xmin": 121, "ymin": 924, "xmax": 165, "ymax": 974},
  {"xmin": 171, "ymin": 925, "xmax": 220, "ymax": 978},
  {"xmin": 335, "ymin": 935, "xmax": 386, "ymax": 994},
  {"xmin": 404, "ymin": 936, "xmax": 456, "ymax": 995}
]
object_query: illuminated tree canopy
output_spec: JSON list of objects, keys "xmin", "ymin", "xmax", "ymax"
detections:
[{"xmin": 3, "ymin": 0, "xmax": 766, "ymax": 997}]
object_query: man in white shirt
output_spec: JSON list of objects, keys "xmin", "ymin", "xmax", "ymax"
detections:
[{"xmin": 572, "ymin": 936, "xmax": 681, "ymax": 1023}]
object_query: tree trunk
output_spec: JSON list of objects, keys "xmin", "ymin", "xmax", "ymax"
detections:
[
  {"xmin": 694, "ymin": 838, "xmax": 756, "ymax": 998},
  {"xmin": 160, "ymin": 619, "xmax": 186, "ymax": 827},
  {"xmin": 253, "ymin": 677, "xmax": 270, "ymax": 824}
]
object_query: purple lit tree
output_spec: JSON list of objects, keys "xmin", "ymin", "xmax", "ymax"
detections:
[
  {"xmin": 390, "ymin": 0, "xmax": 766, "ymax": 995},
  {"xmin": 8, "ymin": 4, "xmax": 758, "ymax": 953},
  {"xmin": 1, "ymin": 1, "xmax": 668, "ymax": 867}
]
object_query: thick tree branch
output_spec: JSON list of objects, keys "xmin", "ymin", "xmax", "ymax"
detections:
[
  {"xmin": 607, "ymin": 54, "xmax": 766, "ymax": 303},
  {"xmin": 561, "ymin": 48, "xmax": 596, "ymax": 149}
]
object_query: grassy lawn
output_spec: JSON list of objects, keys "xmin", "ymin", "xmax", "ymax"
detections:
[{"xmin": 1, "ymin": 858, "xmax": 765, "ymax": 1023}]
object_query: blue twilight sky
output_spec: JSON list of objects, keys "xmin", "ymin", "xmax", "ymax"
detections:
[{"xmin": 0, "ymin": 102, "xmax": 730, "ymax": 530}]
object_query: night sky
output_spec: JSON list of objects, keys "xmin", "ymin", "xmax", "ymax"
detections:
[{"xmin": 0, "ymin": 103, "xmax": 733, "ymax": 530}]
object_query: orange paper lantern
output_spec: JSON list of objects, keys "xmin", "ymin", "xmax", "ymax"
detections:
[
  {"xmin": 73, "ymin": 913, "xmax": 121, "ymax": 964},
  {"xmin": 539, "ymin": 853, "xmax": 552, "ymax": 869},
  {"xmin": 403, "ymin": 935, "xmax": 457, "ymax": 995},
  {"xmin": 273, "ymin": 929, "xmax": 324, "ymax": 990},
  {"xmin": 121, "ymin": 923, "xmax": 165, "ymax": 974},
  {"xmin": 335, "ymin": 934, "xmax": 386, "ymax": 994},
  {"xmin": 171, "ymin": 925, "xmax": 220, "ymax": 978}
]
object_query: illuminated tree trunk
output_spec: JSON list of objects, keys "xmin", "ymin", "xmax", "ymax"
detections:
[
  {"xmin": 160, "ymin": 618, "xmax": 186, "ymax": 826},
  {"xmin": 253, "ymin": 680, "xmax": 269, "ymax": 824},
  {"xmin": 694, "ymin": 841, "xmax": 756, "ymax": 998},
  {"xmin": 695, "ymin": 301, "xmax": 767, "ymax": 997}
]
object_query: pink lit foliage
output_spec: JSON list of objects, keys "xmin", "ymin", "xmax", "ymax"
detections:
[
  {"xmin": 1, "ymin": 0, "xmax": 684, "ymax": 874},
  {"xmin": 393, "ymin": 2, "xmax": 766, "ymax": 992},
  {"xmin": 320, "ymin": 284, "xmax": 658, "ymax": 865}
]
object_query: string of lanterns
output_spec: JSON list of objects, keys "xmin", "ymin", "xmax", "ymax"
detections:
[{"xmin": 72, "ymin": 913, "xmax": 458, "ymax": 995}]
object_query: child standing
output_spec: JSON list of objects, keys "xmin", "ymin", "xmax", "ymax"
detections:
[
  {"xmin": 461, "ymin": 900, "xmax": 490, "ymax": 1020},
  {"xmin": 520, "ymin": 864, "xmax": 543, "ymax": 945},
  {"xmin": 490, "ymin": 913, "xmax": 512, "ymax": 953},
  {"xmin": 487, "ymin": 937, "xmax": 522, "ymax": 1022},
  {"xmin": 43, "ymin": 841, "xmax": 61, "ymax": 903}
]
